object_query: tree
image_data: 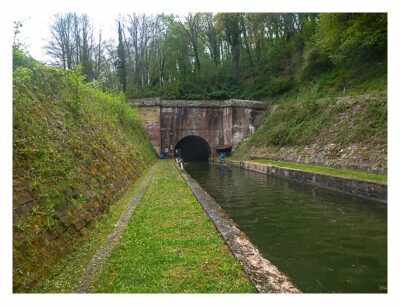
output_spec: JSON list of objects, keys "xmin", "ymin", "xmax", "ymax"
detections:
[
  {"xmin": 45, "ymin": 13, "xmax": 74, "ymax": 70},
  {"xmin": 314, "ymin": 13, "xmax": 387, "ymax": 64},
  {"xmin": 216, "ymin": 13, "xmax": 241, "ymax": 72},
  {"xmin": 79, "ymin": 14, "xmax": 94, "ymax": 81},
  {"xmin": 93, "ymin": 29, "xmax": 105, "ymax": 80},
  {"xmin": 240, "ymin": 14, "xmax": 253, "ymax": 67},
  {"xmin": 13, "ymin": 20, "xmax": 24, "ymax": 49},
  {"xmin": 116, "ymin": 21, "xmax": 127, "ymax": 93},
  {"xmin": 183, "ymin": 13, "xmax": 202, "ymax": 73},
  {"xmin": 164, "ymin": 21, "xmax": 191, "ymax": 83},
  {"xmin": 45, "ymin": 13, "xmax": 96, "ymax": 81},
  {"xmin": 200, "ymin": 13, "xmax": 220, "ymax": 66}
]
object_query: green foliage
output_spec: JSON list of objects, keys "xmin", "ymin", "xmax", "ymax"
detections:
[
  {"xmin": 300, "ymin": 45, "xmax": 331, "ymax": 80},
  {"xmin": 13, "ymin": 66, "xmax": 33, "ymax": 86},
  {"xmin": 13, "ymin": 47, "xmax": 37, "ymax": 70},
  {"xmin": 133, "ymin": 13, "xmax": 386, "ymax": 100},
  {"xmin": 208, "ymin": 90, "xmax": 232, "ymax": 100},
  {"xmin": 267, "ymin": 74, "xmax": 295, "ymax": 96},
  {"xmin": 314, "ymin": 13, "xmax": 387, "ymax": 65}
]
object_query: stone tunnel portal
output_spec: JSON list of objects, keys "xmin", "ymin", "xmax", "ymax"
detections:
[
  {"xmin": 132, "ymin": 98, "xmax": 270, "ymax": 157},
  {"xmin": 175, "ymin": 136, "xmax": 211, "ymax": 161}
]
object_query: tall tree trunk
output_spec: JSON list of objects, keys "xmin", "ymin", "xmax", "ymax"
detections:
[
  {"xmin": 117, "ymin": 21, "xmax": 127, "ymax": 93},
  {"xmin": 240, "ymin": 14, "xmax": 254, "ymax": 67}
]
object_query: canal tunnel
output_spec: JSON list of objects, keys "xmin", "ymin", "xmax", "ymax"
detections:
[{"xmin": 175, "ymin": 136, "xmax": 211, "ymax": 161}]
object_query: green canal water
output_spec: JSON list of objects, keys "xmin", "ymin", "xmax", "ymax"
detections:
[{"xmin": 184, "ymin": 162, "xmax": 387, "ymax": 293}]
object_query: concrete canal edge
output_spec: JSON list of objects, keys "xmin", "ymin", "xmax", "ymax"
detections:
[
  {"xmin": 219, "ymin": 159, "xmax": 387, "ymax": 203},
  {"xmin": 178, "ymin": 164, "xmax": 301, "ymax": 293}
]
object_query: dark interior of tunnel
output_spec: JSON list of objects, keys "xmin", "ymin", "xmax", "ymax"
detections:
[{"xmin": 175, "ymin": 136, "xmax": 211, "ymax": 161}]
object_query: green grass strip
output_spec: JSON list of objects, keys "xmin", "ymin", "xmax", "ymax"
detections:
[
  {"xmin": 245, "ymin": 159, "xmax": 386, "ymax": 184},
  {"xmin": 94, "ymin": 160, "xmax": 256, "ymax": 293}
]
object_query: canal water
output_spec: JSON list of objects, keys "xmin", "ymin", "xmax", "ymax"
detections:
[{"xmin": 184, "ymin": 162, "xmax": 387, "ymax": 293}]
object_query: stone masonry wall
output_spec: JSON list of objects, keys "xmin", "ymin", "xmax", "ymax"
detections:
[
  {"xmin": 245, "ymin": 143, "xmax": 387, "ymax": 175},
  {"xmin": 239, "ymin": 161, "xmax": 387, "ymax": 203}
]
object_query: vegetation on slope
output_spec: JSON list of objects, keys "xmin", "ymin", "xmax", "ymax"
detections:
[
  {"xmin": 94, "ymin": 161, "xmax": 256, "ymax": 293},
  {"xmin": 233, "ymin": 68, "xmax": 387, "ymax": 172},
  {"xmin": 231, "ymin": 13, "xmax": 387, "ymax": 171},
  {"xmin": 235, "ymin": 86, "xmax": 386, "ymax": 150},
  {"xmin": 13, "ymin": 48, "xmax": 157, "ymax": 292}
]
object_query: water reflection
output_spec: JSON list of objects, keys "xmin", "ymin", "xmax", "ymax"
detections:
[{"xmin": 185, "ymin": 162, "xmax": 387, "ymax": 293}]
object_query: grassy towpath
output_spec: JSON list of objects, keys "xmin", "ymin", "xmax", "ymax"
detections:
[
  {"xmin": 92, "ymin": 160, "xmax": 255, "ymax": 293},
  {"xmin": 226, "ymin": 157, "xmax": 386, "ymax": 184}
]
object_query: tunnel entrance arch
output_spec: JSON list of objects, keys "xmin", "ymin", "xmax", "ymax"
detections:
[{"xmin": 174, "ymin": 135, "xmax": 211, "ymax": 161}]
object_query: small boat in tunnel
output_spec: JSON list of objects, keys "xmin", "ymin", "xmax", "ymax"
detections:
[{"xmin": 174, "ymin": 135, "xmax": 211, "ymax": 161}]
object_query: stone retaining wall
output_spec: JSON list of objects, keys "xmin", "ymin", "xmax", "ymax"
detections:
[
  {"xmin": 245, "ymin": 143, "xmax": 387, "ymax": 175},
  {"xmin": 239, "ymin": 161, "xmax": 387, "ymax": 203}
]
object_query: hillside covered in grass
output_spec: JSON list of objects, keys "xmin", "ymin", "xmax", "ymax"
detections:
[
  {"xmin": 232, "ymin": 44, "xmax": 387, "ymax": 173},
  {"xmin": 231, "ymin": 13, "xmax": 387, "ymax": 174},
  {"xmin": 13, "ymin": 48, "xmax": 157, "ymax": 292}
]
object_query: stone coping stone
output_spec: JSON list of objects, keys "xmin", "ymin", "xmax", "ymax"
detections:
[
  {"xmin": 131, "ymin": 98, "xmax": 270, "ymax": 109},
  {"xmin": 178, "ymin": 163, "xmax": 300, "ymax": 293}
]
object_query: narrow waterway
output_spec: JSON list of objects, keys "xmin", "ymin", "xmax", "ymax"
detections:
[{"xmin": 184, "ymin": 162, "xmax": 387, "ymax": 293}]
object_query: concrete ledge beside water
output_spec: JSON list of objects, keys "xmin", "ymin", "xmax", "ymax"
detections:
[
  {"xmin": 232, "ymin": 161, "xmax": 387, "ymax": 203},
  {"xmin": 178, "ymin": 164, "xmax": 300, "ymax": 293}
]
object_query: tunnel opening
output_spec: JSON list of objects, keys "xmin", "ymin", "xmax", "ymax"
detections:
[{"xmin": 175, "ymin": 136, "xmax": 211, "ymax": 161}]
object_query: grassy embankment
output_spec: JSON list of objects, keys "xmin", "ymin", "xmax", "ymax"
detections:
[
  {"xmin": 238, "ymin": 62, "xmax": 387, "ymax": 149},
  {"xmin": 234, "ymin": 61, "xmax": 387, "ymax": 173},
  {"xmin": 13, "ymin": 48, "xmax": 157, "ymax": 292}
]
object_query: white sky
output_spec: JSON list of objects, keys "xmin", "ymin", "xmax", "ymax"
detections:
[
  {"xmin": 2, "ymin": 0, "xmax": 400, "ymax": 306},
  {"xmin": 17, "ymin": 12, "xmax": 119, "ymax": 63}
]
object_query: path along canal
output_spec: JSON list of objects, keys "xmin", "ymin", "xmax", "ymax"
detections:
[{"xmin": 184, "ymin": 162, "xmax": 387, "ymax": 293}]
